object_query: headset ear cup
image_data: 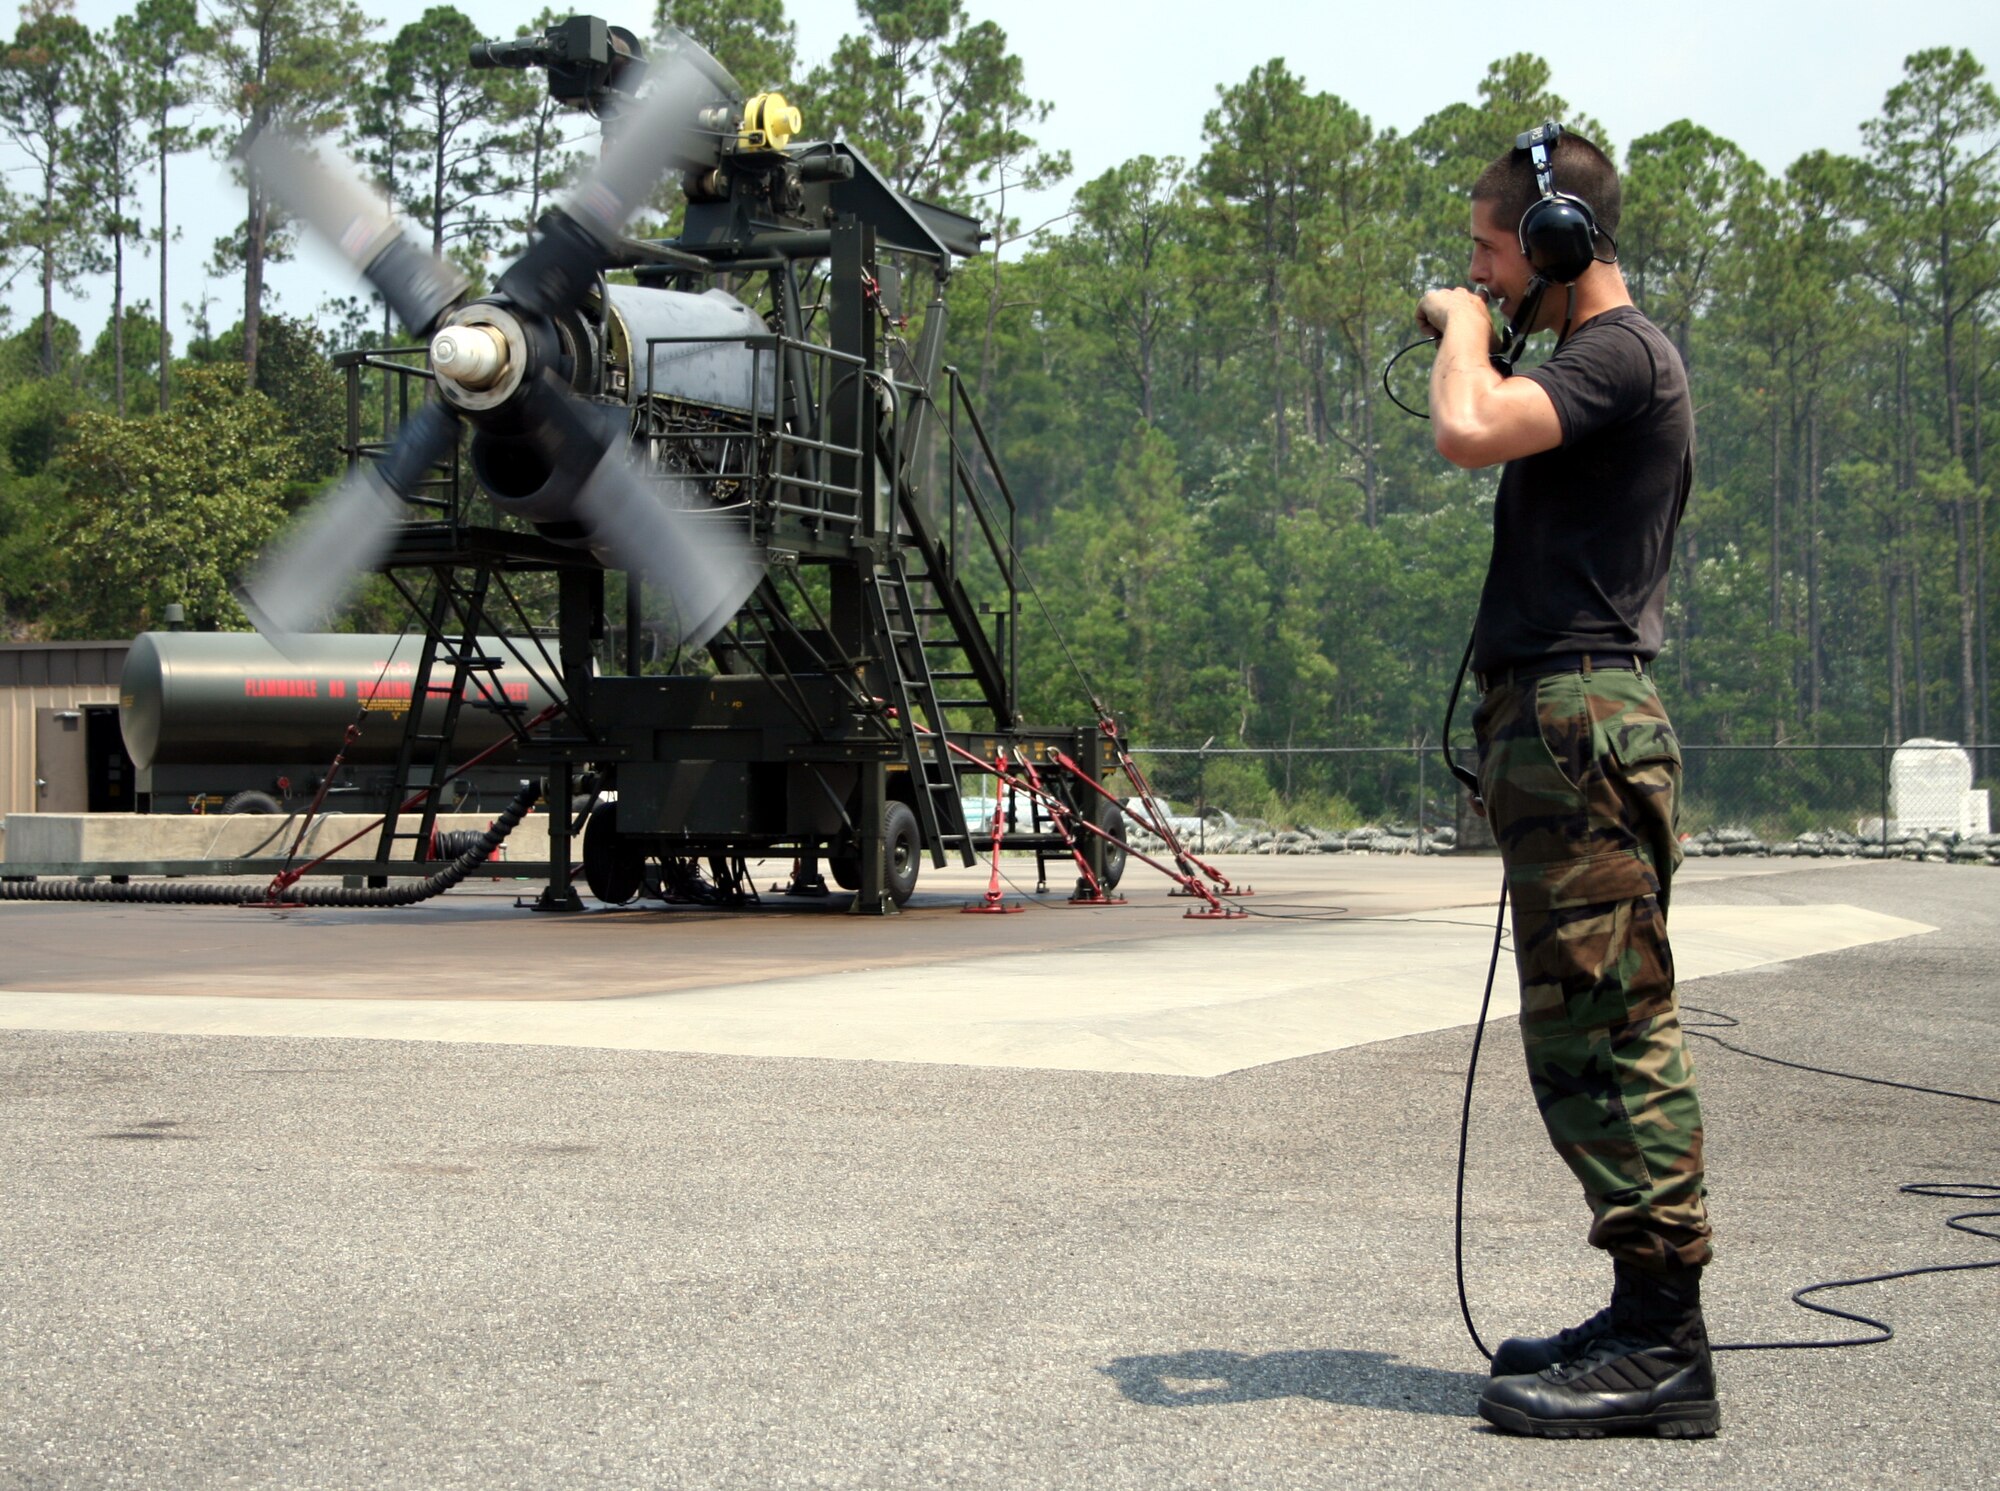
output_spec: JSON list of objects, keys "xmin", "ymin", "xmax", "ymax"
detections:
[{"xmin": 1519, "ymin": 196, "xmax": 1598, "ymax": 284}]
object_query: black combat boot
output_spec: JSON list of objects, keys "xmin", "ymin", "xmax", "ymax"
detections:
[
  {"xmin": 1488, "ymin": 1302, "xmax": 1614, "ymax": 1377},
  {"xmin": 1477, "ymin": 1261, "xmax": 1719, "ymax": 1439},
  {"xmin": 1487, "ymin": 1257, "xmax": 1668, "ymax": 1375}
]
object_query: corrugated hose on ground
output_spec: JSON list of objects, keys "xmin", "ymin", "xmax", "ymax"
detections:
[{"xmin": 0, "ymin": 779, "xmax": 542, "ymax": 909}]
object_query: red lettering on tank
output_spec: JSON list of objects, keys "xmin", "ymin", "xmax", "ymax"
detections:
[{"xmin": 243, "ymin": 678, "xmax": 319, "ymax": 698}]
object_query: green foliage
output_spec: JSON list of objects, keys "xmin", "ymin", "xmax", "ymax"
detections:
[
  {"xmin": 656, "ymin": 0, "xmax": 796, "ymax": 93},
  {"xmin": 804, "ymin": 0, "xmax": 1066, "ymax": 215},
  {"xmin": 366, "ymin": 7, "xmax": 527, "ymax": 274},
  {"xmin": 167, "ymin": 311, "xmax": 343, "ymax": 487},
  {"xmin": 1, "ymin": 0, "xmax": 108, "ymax": 377},
  {"xmin": 45, "ymin": 363, "xmax": 299, "ymax": 635}
]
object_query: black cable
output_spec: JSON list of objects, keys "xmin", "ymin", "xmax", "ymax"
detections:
[
  {"xmin": 1680, "ymin": 1005, "xmax": 2000, "ymax": 1109},
  {"xmin": 1672, "ymin": 1005, "xmax": 1999, "ymax": 1354},
  {"xmin": 1382, "ymin": 335, "xmax": 1438, "ymax": 420},
  {"xmin": 1455, "ymin": 878, "xmax": 1509, "ymax": 1362},
  {"xmin": 1451, "ymin": 904, "xmax": 2000, "ymax": 1359}
]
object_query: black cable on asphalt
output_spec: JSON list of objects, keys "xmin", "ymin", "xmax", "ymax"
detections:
[{"xmin": 1453, "ymin": 885, "xmax": 1999, "ymax": 1361}]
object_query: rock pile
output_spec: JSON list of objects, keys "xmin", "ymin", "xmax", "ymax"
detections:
[
  {"xmin": 1680, "ymin": 825, "xmax": 2000, "ymax": 865},
  {"xmin": 1124, "ymin": 821, "xmax": 1460, "ymax": 856},
  {"xmin": 1121, "ymin": 818, "xmax": 2000, "ymax": 865}
]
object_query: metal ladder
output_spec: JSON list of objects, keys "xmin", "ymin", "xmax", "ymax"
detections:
[
  {"xmin": 865, "ymin": 555, "xmax": 974, "ymax": 867},
  {"xmin": 374, "ymin": 568, "xmax": 525, "ymax": 866}
]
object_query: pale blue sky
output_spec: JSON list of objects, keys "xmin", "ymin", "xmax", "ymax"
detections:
[{"xmin": 11, "ymin": 0, "xmax": 2000, "ymax": 345}]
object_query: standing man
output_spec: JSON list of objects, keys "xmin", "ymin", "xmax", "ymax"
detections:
[{"xmin": 1418, "ymin": 124, "xmax": 1717, "ymax": 1439}]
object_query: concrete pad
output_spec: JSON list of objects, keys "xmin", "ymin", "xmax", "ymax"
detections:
[{"xmin": 0, "ymin": 901, "xmax": 1932, "ymax": 1077}]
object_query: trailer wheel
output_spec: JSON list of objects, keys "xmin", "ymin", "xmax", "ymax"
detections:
[
  {"xmin": 883, "ymin": 800, "xmax": 920, "ymax": 906},
  {"xmin": 828, "ymin": 801, "xmax": 922, "ymax": 905},
  {"xmin": 1097, "ymin": 800, "xmax": 1128, "ymax": 889},
  {"xmin": 582, "ymin": 806, "xmax": 646, "ymax": 905},
  {"xmin": 222, "ymin": 790, "xmax": 282, "ymax": 815}
]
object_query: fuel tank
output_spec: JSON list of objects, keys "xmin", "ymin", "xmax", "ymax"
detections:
[{"xmin": 119, "ymin": 631, "xmax": 561, "ymax": 770}]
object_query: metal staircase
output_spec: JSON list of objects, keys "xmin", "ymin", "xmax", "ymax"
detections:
[
  {"xmin": 865, "ymin": 555, "xmax": 974, "ymax": 867},
  {"xmin": 374, "ymin": 568, "xmax": 526, "ymax": 865}
]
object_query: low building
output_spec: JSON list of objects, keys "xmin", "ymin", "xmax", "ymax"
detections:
[{"xmin": 0, "ymin": 641, "xmax": 134, "ymax": 831}]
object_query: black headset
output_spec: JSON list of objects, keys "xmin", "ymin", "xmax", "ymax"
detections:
[{"xmin": 1514, "ymin": 121, "xmax": 1605, "ymax": 286}]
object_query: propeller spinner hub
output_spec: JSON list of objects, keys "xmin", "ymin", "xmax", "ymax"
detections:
[
  {"xmin": 429, "ymin": 304, "xmax": 530, "ymax": 411},
  {"xmin": 431, "ymin": 324, "xmax": 509, "ymax": 388}
]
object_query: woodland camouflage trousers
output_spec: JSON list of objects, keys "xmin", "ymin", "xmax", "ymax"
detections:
[{"xmin": 1472, "ymin": 665, "xmax": 1713, "ymax": 1272}]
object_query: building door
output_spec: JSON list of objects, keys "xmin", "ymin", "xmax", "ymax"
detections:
[
  {"xmin": 34, "ymin": 708, "xmax": 89, "ymax": 812},
  {"xmin": 85, "ymin": 705, "xmax": 135, "ymax": 811}
]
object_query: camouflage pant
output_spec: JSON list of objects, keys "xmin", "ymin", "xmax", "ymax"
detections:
[{"xmin": 1472, "ymin": 665, "xmax": 1712, "ymax": 1272}]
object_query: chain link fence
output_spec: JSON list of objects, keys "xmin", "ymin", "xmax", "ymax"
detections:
[{"xmin": 1122, "ymin": 743, "xmax": 1997, "ymax": 861}]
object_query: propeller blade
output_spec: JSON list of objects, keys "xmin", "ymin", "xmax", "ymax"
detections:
[
  {"xmin": 571, "ymin": 444, "xmax": 759, "ymax": 654},
  {"xmin": 237, "ymin": 402, "xmax": 459, "ymax": 641},
  {"xmin": 241, "ymin": 131, "xmax": 469, "ymax": 337},
  {"xmin": 498, "ymin": 33, "xmax": 736, "ymax": 315},
  {"xmin": 565, "ymin": 32, "xmax": 735, "ymax": 240}
]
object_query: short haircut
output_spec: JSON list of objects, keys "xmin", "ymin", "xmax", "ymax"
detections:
[{"xmin": 1472, "ymin": 129, "xmax": 1621, "ymax": 240}]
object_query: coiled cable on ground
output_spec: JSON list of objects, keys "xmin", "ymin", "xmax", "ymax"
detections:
[
  {"xmin": 0, "ymin": 779, "xmax": 542, "ymax": 909},
  {"xmin": 1453, "ymin": 884, "xmax": 2000, "ymax": 1360}
]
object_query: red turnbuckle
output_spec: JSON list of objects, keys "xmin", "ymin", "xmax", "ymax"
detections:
[{"xmin": 963, "ymin": 746, "xmax": 1024, "ymax": 914}]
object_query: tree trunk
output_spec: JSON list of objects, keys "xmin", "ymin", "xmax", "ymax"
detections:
[
  {"xmin": 1956, "ymin": 495, "xmax": 1976, "ymax": 749},
  {"xmin": 1806, "ymin": 412, "xmax": 1822, "ymax": 726},
  {"xmin": 1972, "ymin": 316, "xmax": 1989, "ymax": 777},
  {"xmin": 158, "ymin": 121, "xmax": 171, "ymax": 413},
  {"xmin": 1776, "ymin": 395, "xmax": 1792, "ymax": 627},
  {"xmin": 1268, "ymin": 290, "xmax": 1287, "ymax": 484},
  {"xmin": 1909, "ymin": 544, "xmax": 1927, "ymax": 737},
  {"xmin": 1886, "ymin": 553, "xmax": 1905, "ymax": 743},
  {"xmin": 39, "ymin": 164, "xmax": 58, "ymax": 377},
  {"xmin": 431, "ymin": 93, "xmax": 447, "ymax": 260},
  {"xmin": 1360, "ymin": 360, "xmax": 1378, "ymax": 529},
  {"xmin": 113, "ymin": 225, "xmax": 126, "ymax": 417},
  {"xmin": 1677, "ymin": 529, "xmax": 1697, "ymax": 696},
  {"xmin": 1139, "ymin": 319, "xmax": 1155, "ymax": 425},
  {"xmin": 244, "ymin": 172, "xmax": 267, "ymax": 389}
]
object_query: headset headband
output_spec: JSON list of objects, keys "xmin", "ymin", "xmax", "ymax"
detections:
[
  {"xmin": 1517, "ymin": 121, "xmax": 1563, "ymax": 196},
  {"xmin": 1510, "ymin": 119, "xmax": 1602, "ymax": 288}
]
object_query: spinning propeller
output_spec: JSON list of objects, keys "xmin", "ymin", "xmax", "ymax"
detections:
[{"xmin": 235, "ymin": 29, "xmax": 759, "ymax": 653}]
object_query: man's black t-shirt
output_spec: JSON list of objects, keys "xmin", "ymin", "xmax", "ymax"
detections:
[{"xmin": 1472, "ymin": 304, "xmax": 1693, "ymax": 673}]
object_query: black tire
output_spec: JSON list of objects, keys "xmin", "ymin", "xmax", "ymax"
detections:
[
  {"xmin": 1096, "ymin": 800, "xmax": 1128, "ymax": 889},
  {"xmin": 581, "ymin": 805, "xmax": 646, "ymax": 905},
  {"xmin": 222, "ymin": 790, "xmax": 282, "ymax": 815},
  {"xmin": 828, "ymin": 801, "xmax": 921, "ymax": 905},
  {"xmin": 883, "ymin": 799, "xmax": 920, "ymax": 906}
]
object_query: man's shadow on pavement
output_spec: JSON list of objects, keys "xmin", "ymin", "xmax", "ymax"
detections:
[{"xmin": 1102, "ymin": 1348, "xmax": 1484, "ymax": 1417}]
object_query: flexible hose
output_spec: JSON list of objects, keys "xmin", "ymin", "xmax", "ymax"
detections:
[{"xmin": 0, "ymin": 779, "xmax": 542, "ymax": 908}]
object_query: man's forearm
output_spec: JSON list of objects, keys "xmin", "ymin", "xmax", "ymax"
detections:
[{"xmin": 1428, "ymin": 310, "xmax": 1503, "ymax": 453}]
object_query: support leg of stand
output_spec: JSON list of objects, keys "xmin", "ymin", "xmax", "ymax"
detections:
[
  {"xmin": 848, "ymin": 764, "xmax": 896, "ymax": 916},
  {"xmin": 534, "ymin": 764, "xmax": 584, "ymax": 913}
]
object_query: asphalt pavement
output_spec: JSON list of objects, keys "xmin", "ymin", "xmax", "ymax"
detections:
[{"xmin": 2, "ymin": 858, "xmax": 1995, "ymax": 1489}]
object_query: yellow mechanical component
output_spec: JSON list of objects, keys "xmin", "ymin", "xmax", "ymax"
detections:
[{"xmin": 739, "ymin": 92, "xmax": 803, "ymax": 151}]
